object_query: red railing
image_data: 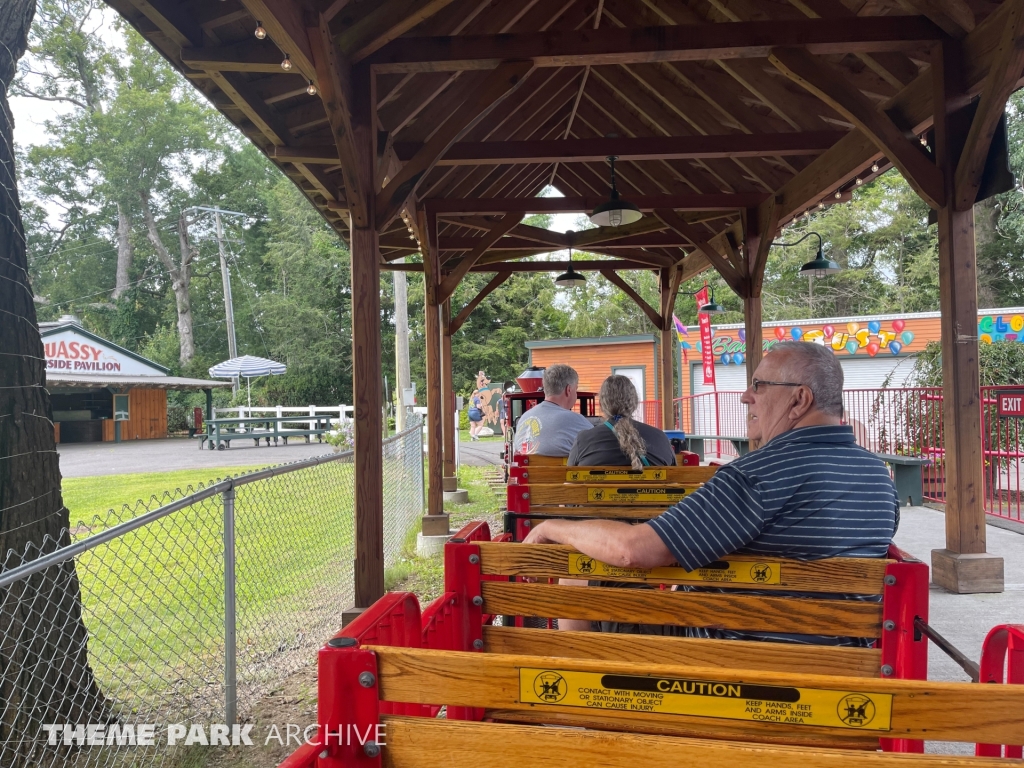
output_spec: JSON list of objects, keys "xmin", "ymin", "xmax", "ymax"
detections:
[
  {"xmin": 638, "ymin": 400, "xmax": 662, "ymax": 428},
  {"xmin": 673, "ymin": 386, "xmax": 1023, "ymax": 522}
]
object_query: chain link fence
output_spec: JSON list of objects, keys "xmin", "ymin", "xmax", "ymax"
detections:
[{"xmin": 0, "ymin": 416, "xmax": 423, "ymax": 768}]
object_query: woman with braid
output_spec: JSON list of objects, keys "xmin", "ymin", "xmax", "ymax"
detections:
[{"xmin": 568, "ymin": 375, "xmax": 674, "ymax": 468}]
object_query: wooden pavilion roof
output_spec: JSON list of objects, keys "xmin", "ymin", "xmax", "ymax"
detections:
[{"xmin": 107, "ymin": 0, "xmax": 1017, "ymax": 292}]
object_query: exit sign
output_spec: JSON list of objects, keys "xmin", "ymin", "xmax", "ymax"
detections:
[{"xmin": 997, "ymin": 389, "xmax": 1024, "ymax": 417}]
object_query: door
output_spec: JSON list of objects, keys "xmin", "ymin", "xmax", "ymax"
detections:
[{"xmin": 612, "ymin": 366, "xmax": 646, "ymax": 422}]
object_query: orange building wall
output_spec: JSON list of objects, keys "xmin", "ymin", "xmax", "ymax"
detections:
[
  {"xmin": 101, "ymin": 388, "xmax": 168, "ymax": 441},
  {"xmin": 529, "ymin": 341, "xmax": 660, "ymax": 401}
]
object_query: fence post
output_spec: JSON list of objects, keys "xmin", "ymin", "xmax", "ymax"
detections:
[{"xmin": 223, "ymin": 485, "xmax": 237, "ymax": 725}]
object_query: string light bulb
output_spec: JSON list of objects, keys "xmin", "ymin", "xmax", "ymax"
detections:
[
  {"xmin": 834, "ymin": 190, "xmax": 842, "ymax": 199},
  {"xmin": 871, "ymin": 162, "xmax": 880, "ymax": 173},
  {"xmin": 254, "ymin": 21, "xmax": 267, "ymax": 39},
  {"xmin": 855, "ymin": 177, "xmax": 863, "ymax": 185},
  {"xmin": 818, "ymin": 201, "xmax": 824, "ymax": 209},
  {"xmin": 281, "ymin": 54, "xmax": 292, "ymax": 71},
  {"xmin": 920, "ymin": 136, "xmax": 928, "ymax": 146},
  {"xmin": 306, "ymin": 79, "xmax": 318, "ymax": 96}
]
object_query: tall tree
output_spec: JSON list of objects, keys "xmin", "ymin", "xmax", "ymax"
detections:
[{"xmin": 0, "ymin": 2, "xmax": 108, "ymax": 764}]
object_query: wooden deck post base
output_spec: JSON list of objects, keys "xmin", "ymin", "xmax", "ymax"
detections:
[
  {"xmin": 443, "ymin": 476, "xmax": 459, "ymax": 492},
  {"xmin": 421, "ymin": 513, "xmax": 451, "ymax": 537},
  {"xmin": 340, "ymin": 605, "xmax": 366, "ymax": 628},
  {"xmin": 931, "ymin": 549, "xmax": 1004, "ymax": 594}
]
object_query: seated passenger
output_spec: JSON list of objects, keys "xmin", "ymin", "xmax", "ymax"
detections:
[
  {"xmin": 512, "ymin": 363, "xmax": 592, "ymax": 457},
  {"xmin": 526, "ymin": 342, "xmax": 899, "ymax": 645},
  {"xmin": 569, "ymin": 375, "xmax": 674, "ymax": 468}
]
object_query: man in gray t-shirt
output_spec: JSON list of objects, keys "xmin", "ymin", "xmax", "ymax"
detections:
[{"xmin": 513, "ymin": 364, "xmax": 592, "ymax": 456}]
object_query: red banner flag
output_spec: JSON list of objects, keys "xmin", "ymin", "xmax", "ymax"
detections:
[{"xmin": 696, "ymin": 287, "xmax": 716, "ymax": 386}]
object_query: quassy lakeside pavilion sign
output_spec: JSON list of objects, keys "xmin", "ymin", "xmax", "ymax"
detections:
[
  {"xmin": 43, "ymin": 328, "xmax": 168, "ymax": 376},
  {"xmin": 676, "ymin": 308, "xmax": 1024, "ymax": 367}
]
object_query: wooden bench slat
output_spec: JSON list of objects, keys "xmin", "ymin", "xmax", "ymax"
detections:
[
  {"xmin": 480, "ymin": 582, "xmax": 884, "ymax": 637},
  {"xmin": 516, "ymin": 455, "xmax": 567, "ymax": 465},
  {"xmin": 519, "ymin": 466, "xmax": 718, "ymax": 484},
  {"xmin": 512, "ymin": 506, "xmax": 665, "ymax": 519},
  {"xmin": 380, "ymin": 716, "xmax": 1015, "ymax": 768},
  {"xmin": 372, "ymin": 648, "xmax": 1024, "ymax": 745},
  {"xmin": 482, "ymin": 625, "xmax": 883, "ymax": 677},
  {"xmin": 519, "ymin": 483, "xmax": 698, "ymax": 505},
  {"xmin": 477, "ymin": 543, "xmax": 891, "ymax": 593}
]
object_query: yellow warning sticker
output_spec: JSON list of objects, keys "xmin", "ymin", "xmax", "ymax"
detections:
[
  {"xmin": 586, "ymin": 487, "xmax": 687, "ymax": 502},
  {"xmin": 566, "ymin": 555, "xmax": 782, "ymax": 585},
  {"xmin": 566, "ymin": 468, "xmax": 668, "ymax": 481},
  {"xmin": 520, "ymin": 668, "xmax": 893, "ymax": 731}
]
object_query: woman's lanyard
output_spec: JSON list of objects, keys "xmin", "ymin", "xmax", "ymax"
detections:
[{"xmin": 604, "ymin": 421, "xmax": 651, "ymax": 466}]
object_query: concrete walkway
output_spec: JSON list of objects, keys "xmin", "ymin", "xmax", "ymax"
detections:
[{"xmin": 57, "ymin": 437, "xmax": 336, "ymax": 478}]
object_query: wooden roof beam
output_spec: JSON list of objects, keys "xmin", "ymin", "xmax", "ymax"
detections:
[
  {"xmin": 954, "ymin": 0, "xmax": 1024, "ymax": 211},
  {"xmin": 437, "ymin": 214, "xmax": 520, "ymax": 302},
  {"xmin": 769, "ymin": 47, "xmax": 945, "ymax": 210},
  {"xmin": 390, "ymin": 132, "xmax": 844, "ymax": 165},
  {"xmin": 601, "ymin": 270, "xmax": 664, "ymax": 330},
  {"xmin": 424, "ymin": 194, "xmax": 767, "ymax": 214},
  {"xmin": 384, "ymin": 259, "xmax": 661, "ymax": 272},
  {"xmin": 181, "ymin": 42, "xmax": 295, "ymax": 73},
  {"xmin": 376, "ymin": 60, "xmax": 536, "ymax": 231},
  {"xmin": 308, "ymin": 12, "xmax": 369, "ymax": 228},
  {"xmin": 655, "ymin": 209, "xmax": 745, "ymax": 293},
  {"xmin": 366, "ymin": 17, "xmax": 946, "ymax": 73},
  {"xmin": 450, "ymin": 270, "xmax": 512, "ymax": 333},
  {"xmin": 898, "ymin": 0, "xmax": 975, "ymax": 38},
  {"xmin": 237, "ymin": 0, "xmax": 317, "ymax": 81},
  {"xmin": 335, "ymin": 0, "xmax": 459, "ymax": 63}
]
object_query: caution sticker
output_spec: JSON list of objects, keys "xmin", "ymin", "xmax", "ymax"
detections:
[
  {"xmin": 566, "ymin": 469, "xmax": 669, "ymax": 481},
  {"xmin": 520, "ymin": 668, "xmax": 893, "ymax": 731},
  {"xmin": 567, "ymin": 555, "xmax": 782, "ymax": 585},
  {"xmin": 586, "ymin": 487, "xmax": 688, "ymax": 503}
]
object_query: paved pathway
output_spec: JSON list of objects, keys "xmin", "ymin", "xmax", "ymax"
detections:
[{"xmin": 57, "ymin": 437, "xmax": 337, "ymax": 478}]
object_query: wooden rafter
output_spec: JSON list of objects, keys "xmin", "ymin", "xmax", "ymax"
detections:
[
  {"xmin": 388, "ymin": 132, "xmax": 844, "ymax": 165},
  {"xmin": 376, "ymin": 60, "xmax": 536, "ymax": 231},
  {"xmin": 751, "ymin": 196, "xmax": 781, "ymax": 295},
  {"xmin": 437, "ymin": 214, "xmax": 520, "ymax": 302},
  {"xmin": 384, "ymin": 259, "xmax": 661, "ymax": 273},
  {"xmin": 899, "ymin": 0, "xmax": 975, "ymax": 37},
  {"xmin": 336, "ymin": 0, "xmax": 459, "ymax": 62},
  {"xmin": 601, "ymin": 269, "xmax": 664, "ymax": 330},
  {"xmin": 450, "ymin": 270, "xmax": 513, "ymax": 333},
  {"xmin": 655, "ymin": 209, "xmax": 744, "ymax": 293},
  {"xmin": 769, "ymin": 47, "xmax": 945, "ymax": 210},
  {"xmin": 366, "ymin": 18, "xmax": 945, "ymax": 72},
  {"xmin": 424, "ymin": 194, "xmax": 766, "ymax": 214},
  {"xmin": 237, "ymin": 0, "xmax": 317, "ymax": 81},
  {"xmin": 954, "ymin": 0, "xmax": 1024, "ymax": 210}
]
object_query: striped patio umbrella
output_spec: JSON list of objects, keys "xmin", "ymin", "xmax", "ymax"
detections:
[{"xmin": 209, "ymin": 355, "xmax": 286, "ymax": 406}]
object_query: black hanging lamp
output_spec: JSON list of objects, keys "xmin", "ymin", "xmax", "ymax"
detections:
[
  {"xmin": 773, "ymin": 232, "xmax": 841, "ymax": 277},
  {"xmin": 554, "ymin": 239, "xmax": 586, "ymax": 288},
  {"xmin": 589, "ymin": 156, "xmax": 643, "ymax": 228}
]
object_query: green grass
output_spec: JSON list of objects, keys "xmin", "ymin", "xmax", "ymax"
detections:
[{"xmin": 386, "ymin": 465, "xmax": 504, "ymax": 605}]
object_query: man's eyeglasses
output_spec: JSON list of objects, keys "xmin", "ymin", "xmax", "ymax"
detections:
[{"xmin": 750, "ymin": 378, "xmax": 803, "ymax": 393}]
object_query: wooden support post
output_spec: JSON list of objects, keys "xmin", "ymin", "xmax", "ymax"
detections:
[
  {"xmin": 421, "ymin": 210, "xmax": 449, "ymax": 535},
  {"xmin": 441, "ymin": 297, "xmax": 457, "ymax": 490},
  {"xmin": 743, "ymin": 294, "xmax": 763, "ymax": 388},
  {"xmin": 931, "ymin": 42, "xmax": 1003, "ymax": 593},
  {"xmin": 349, "ymin": 70, "xmax": 384, "ymax": 612},
  {"xmin": 659, "ymin": 268, "xmax": 679, "ymax": 430}
]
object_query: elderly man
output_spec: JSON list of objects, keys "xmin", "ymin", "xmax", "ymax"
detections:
[
  {"xmin": 513, "ymin": 363, "xmax": 592, "ymax": 456},
  {"xmin": 525, "ymin": 342, "xmax": 899, "ymax": 644}
]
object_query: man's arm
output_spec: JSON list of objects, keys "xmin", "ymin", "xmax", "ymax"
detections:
[{"xmin": 522, "ymin": 519, "xmax": 675, "ymax": 568}]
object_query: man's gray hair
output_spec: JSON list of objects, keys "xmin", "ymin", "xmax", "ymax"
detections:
[
  {"xmin": 772, "ymin": 341, "xmax": 844, "ymax": 417},
  {"xmin": 542, "ymin": 363, "xmax": 579, "ymax": 396}
]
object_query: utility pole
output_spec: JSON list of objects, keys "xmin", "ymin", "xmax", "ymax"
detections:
[
  {"xmin": 394, "ymin": 257, "xmax": 412, "ymax": 431},
  {"xmin": 215, "ymin": 208, "xmax": 239, "ymax": 395}
]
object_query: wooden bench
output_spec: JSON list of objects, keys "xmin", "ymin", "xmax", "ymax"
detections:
[
  {"xmin": 275, "ymin": 533, "xmax": 1021, "ymax": 766},
  {"xmin": 876, "ymin": 454, "xmax": 932, "ymax": 507},
  {"xmin": 505, "ymin": 461, "xmax": 716, "ymax": 540}
]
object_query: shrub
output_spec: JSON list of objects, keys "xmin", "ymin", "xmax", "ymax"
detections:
[{"xmin": 326, "ymin": 419, "xmax": 355, "ymax": 452}]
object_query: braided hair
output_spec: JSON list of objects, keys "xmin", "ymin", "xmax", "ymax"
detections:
[{"xmin": 599, "ymin": 375, "xmax": 647, "ymax": 470}]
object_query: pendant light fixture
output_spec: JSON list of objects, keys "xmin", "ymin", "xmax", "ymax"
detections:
[
  {"xmin": 554, "ymin": 238, "xmax": 586, "ymax": 288},
  {"xmin": 254, "ymin": 21, "xmax": 267, "ymax": 39},
  {"xmin": 589, "ymin": 156, "xmax": 642, "ymax": 228},
  {"xmin": 698, "ymin": 288, "xmax": 726, "ymax": 315},
  {"xmin": 773, "ymin": 231, "xmax": 841, "ymax": 277}
]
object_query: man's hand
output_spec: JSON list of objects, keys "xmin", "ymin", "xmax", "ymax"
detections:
[{"xmin": 522, "ymin": 521, "xmax": 559, "ymax": 545}]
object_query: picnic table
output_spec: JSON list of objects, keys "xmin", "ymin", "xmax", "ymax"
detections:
[
  {"xmin": 684, "ymin": 434, "xmax": 750, "ymax": 461},
  {"xmin": 200, "ymin": 415, "xmax": 333, "ymax": 450}
]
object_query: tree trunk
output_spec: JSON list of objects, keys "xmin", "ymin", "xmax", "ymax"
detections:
[
  {"xmin": 112, "ymin": 201, "xmax": 132, "ymax": 299},
  {"xmin": 0, "ymin": 2, "xmax": 109, "ymax": 764},
  {"xmin": 393, "ymin": 260, "xmax": 411, "ymax": 431},
  {"xmin": 139, "ymin": 191, "xmax": 194, "ymax": 366}
]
